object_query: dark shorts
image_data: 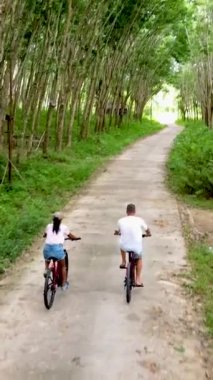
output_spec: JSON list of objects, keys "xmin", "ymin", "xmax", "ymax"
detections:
[{"xmin": 127, "ymin": 251, "xmax": 142, "ymax": 260}]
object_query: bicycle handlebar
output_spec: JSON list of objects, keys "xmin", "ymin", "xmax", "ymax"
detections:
[
  {"xmin": 115, "ymin": 232, "xmax": 151, "ymax": 237},
  {"xmin": 65, "ymin": 237, "xmax": 81, "ymax": 241}
]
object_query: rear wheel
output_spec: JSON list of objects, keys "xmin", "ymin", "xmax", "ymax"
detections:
[
  {"xmin": 126, "ymin": 263, "xmax": 132, "ymax": 303},
  {"xmin": 43, "ymin": 270, "xmax": 56, "ymax": 309}
]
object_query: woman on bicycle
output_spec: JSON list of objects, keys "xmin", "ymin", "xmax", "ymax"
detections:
[{"xmin": 43, "ymin": 211, "xmax": 81, "ymax": 290}]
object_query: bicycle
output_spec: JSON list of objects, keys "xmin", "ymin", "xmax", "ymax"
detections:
[
  {"xmin": 124, "ymin": 234, "xmax": 150, "ymax": 304},
  {"xmin": 43, "ymin": 238, "xmax": 80, "ymax": 310}
]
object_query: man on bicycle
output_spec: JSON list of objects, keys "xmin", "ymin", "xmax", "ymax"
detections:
[{"xmin": 114, "ymin": 203, "xmax": 151, "ymax": 287}]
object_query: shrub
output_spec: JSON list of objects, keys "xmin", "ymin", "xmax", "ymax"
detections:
[{"xmin": 168, "ymin": 121, "xmax": 213, "ymax": 198}]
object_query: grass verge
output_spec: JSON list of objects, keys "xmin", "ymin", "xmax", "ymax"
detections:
[
  {"xmin": 168, "ymin": 119, "xmax": 213, "ymax": 208},
  {"xmin": 168, "ymin": 119, "xmax": 213, "ymax": 336},
  {"xmin": 0, "ymin": 118, "xmax": 164, "ymax": 273},
  {"xmin": 188, "ymin": 243, "xmax": 213, "ymax": 336}
]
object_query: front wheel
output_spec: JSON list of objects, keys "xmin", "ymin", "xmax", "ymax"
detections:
[
  {"xmin": 126, "ymin": 263, "xmax": 132, "ymax": 303},
  {"xmin": 43, "ymin": 270, "xmax": 56, "ymax": 309},
  {"xmin": 64, "ymin": 249, "xmax": 69, "ymax": 275}
]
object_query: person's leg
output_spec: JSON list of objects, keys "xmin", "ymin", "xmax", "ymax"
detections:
[
  {"xmin": 43, "ymin": 261, "xmax": 50, "ymax": 277},
  {"xmin": 64, "ymin": 250, "xmax": 68, "ymax": 283},
  {"xmin": 59, "ymin": 258, "xmax": 66, "ymax": 287},
  {"xmin": 43, "ymin": 245, "xmax": 51, "ymax": 276},
  {"xmin": 135, "ymin": 258, "xmax": 143, "ymax": 285},
  {"xmin": 120, "ymin": 249, "xmax": 126, "ymax": 268}
]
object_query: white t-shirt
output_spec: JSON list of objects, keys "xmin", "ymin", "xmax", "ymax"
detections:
[
  {"xmin": 118, "ymin": 216, "xmax": 148, "ymax": 254},
  {"xmin": 45, "ymin": 223, "xmax": 69, "ymax": 245}
]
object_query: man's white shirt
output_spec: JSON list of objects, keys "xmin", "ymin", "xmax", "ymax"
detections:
[{"xmin": 118, "ymin": 215, "xmax": 147, "ymax": 255}]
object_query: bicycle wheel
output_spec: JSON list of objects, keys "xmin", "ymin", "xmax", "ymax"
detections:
[
  {"xmin": 64, "ymin": 249, "xmax": 69, "ymax": 276},
  {"xmin": 43, "ymin": 270, "xmax": 56, "ymax": 310},
  {"xmin": 126, "ymin": 263, "xmax": 132, "ymax": 303}
]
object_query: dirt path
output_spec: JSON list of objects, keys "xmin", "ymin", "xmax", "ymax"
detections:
[
  {"xmin": 190, "ymin": 208, "xmax": 213, "ymax": 246},
  {"xmin": 0, "ymin": 125, "xmax": 210, "ymax": 380}
]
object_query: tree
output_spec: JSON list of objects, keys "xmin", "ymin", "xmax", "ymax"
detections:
[{"xmin": 0, "ymin": 0, "xmax": 190, "ymax": 182}]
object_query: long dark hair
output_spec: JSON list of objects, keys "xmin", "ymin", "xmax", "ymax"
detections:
[{"xmin": 52, "ymin": 217, "xmax": 61, "ymax": 234}]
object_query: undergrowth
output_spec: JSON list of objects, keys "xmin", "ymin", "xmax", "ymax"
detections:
[
  {"xmin": 168, "ymin": 119, "xmax": 213, "ymax": 336},
  {"xmin": 167, "ymin": 120, "xmax": 213, "ymax": 207},
  {"xmin": 188, "ymin": 243, "xmax": 213, "ymax": 336}
]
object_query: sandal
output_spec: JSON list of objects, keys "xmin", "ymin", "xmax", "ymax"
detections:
[
  {"xmin": 119, "ymin": 264, "xmax": 126, "ymax": 269},
  {"xmin": 135, "ymin": 283, "xmax": 144, "ymax": 287}
]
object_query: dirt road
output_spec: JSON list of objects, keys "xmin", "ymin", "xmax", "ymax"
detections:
[{"xmin": 0, "ymin": 125, "xmax": 209, "ymax": 379}]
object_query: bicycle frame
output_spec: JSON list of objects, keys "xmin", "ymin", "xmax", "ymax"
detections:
[
  {"xmin": 128, "ymin": 252, "xmax": 138, "ymax": 281},
  {"xmin": 48, "ymin": 260, "xmax": 61, "ymax": 289},
  {"xmin": 48, "ymin": 249, "xmax": 68, "ymax": 288},
  {"xmin": 43, "ymin": 250, "xmax": 69, "ymax": 309},
  {"xmin": 124, "ymin": 251, "xmax": 139, "ymax": 303}
]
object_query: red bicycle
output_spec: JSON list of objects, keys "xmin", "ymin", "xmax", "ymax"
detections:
[{"xmin": 43, "ymin": 238, "xmax": 80, "ymax": 309}]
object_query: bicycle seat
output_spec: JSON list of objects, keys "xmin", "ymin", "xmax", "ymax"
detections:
[{"xmin": 127, "ymin": 251, "xmax": 140, "ymax": 260}]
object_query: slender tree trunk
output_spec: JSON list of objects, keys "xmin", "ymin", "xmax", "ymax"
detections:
[
  {"xmin": 7, "ymin": 57, "xmax": 14, "ymax": 183},
  {"xmin": 80, "ymin": 64, "xmax": 98, "ymax": 139},
  {"xmin": 27, "ymin": 74, "xmax": 48, "ymax": 153},
  {"xmin": 43, "ymin": 73, "xmax": 58, "ymax": 155},
  {"xmin": 66, "ymin": 79, "xmax": 83, "ymax": 147}
]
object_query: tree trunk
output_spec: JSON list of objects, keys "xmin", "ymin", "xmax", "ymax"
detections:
[
  {"xmin": 80, "ymin": 66, "xmax": 98, "ymax": 139},
  {"xmin": 66, "ymin": 79, "xmax": 83, "ymax": 147}
]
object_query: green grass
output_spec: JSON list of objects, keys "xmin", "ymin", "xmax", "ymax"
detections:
[
  {"xmin": 168, "ymin": 119, "xmax": 213, "ymax": 207},
  {"xmin": 176, "ymin": 119, "xmax": 186, "ymax": 127},
  {"xmin": 0, "ymin": 118, "xmax": 164, "ymax": 273},
  {"xmin": 169, "ymin": 119, "xmax": 213, "ymax": 335},
  {"xmin": 182, "ymin": 195, "xmax": 213, "ymax": 210},
  {"xmin": 188, "ymin": 243, "xmax": 213, "ymax": 336}
]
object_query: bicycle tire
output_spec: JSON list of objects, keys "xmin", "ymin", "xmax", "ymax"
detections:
[
  {"xmin": 126, "ymin": 263, "xmax": 132, "ymax": 303},
  {"xmin": 43, "ymin": 271, "xmax": 55, "ymax": 310},
  {"xmin": 64, "ymin": 249, "xmax": 69, "ymax": 275}
]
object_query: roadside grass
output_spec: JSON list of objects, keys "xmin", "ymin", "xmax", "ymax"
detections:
[
  {"xmin": 168, "ymin": 119, "xmax": 213, "ymax": 336},
  {"xmin": 182, "ymin": 195, "xmax": 213, "ymax": 210},
  {"xmin": 168, "ymin": 119, "xmax": 213, "ymax": 208},
  {"xmin": 0, "ymin": 118, "xmax": 164, "ymax": 273},
  {"xmin": 171, "ymin": 120, "xmax": 213, "ymax": 210},
  {"xmin": 188, "ymin": 243, "xmax": 213, "ymax": 336}
]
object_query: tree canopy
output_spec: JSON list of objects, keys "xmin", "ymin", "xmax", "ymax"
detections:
[{"xmin": 1, "ymin": 0, "xmax": 207, "ymax": 182}]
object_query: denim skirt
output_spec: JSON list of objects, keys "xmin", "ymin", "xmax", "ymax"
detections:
[{"xmin": 43, "ymin": 244, "xmax": 65, "ymax": 260}]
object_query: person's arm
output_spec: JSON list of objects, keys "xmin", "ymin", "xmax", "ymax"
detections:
[
  {"xmin": 43, "ymin": 225, "xmax": 48, "ymax": 238},
  {"xmin": 141, "ymin": 218, "xmax": 151, "ymax": 237},
  {"xmin": 114, "ymin": 220, "xmax": 121, "ymax": 235},
  {"xmin": 63, "ymin": 224, "xmax": 81, "ymax": 241},
  {"xmin": 144, "ymin": 227, "xmax": 151, "ymax": 237},
  {"xmin": 67, "ymin": 232, "xmax": 81, "ymax": 241}
]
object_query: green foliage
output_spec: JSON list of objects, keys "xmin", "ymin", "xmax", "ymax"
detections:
[
  {"xmin": 0, "ymin": 119, "xmax": 163, "ymax": 273},
  {"xmin": 173, "ymin": 0, "xmax": 213, "ymax": 126},
  {"xmin": 188, "ymin": 243, "xmax": 213, "ymax": 336},
  {"xmin": 167, "ymin": 120, "xmax": 213, "ymax": 200}
]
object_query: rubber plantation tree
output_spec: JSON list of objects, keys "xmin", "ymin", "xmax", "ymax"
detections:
[
  {"xmin": 92, "ymin": 0, "xmax": 190, "ymax": 129},
  {"xmin": 194, "ymin": 0, "xmax": 213, "ymax": 127},
  {"xmin": 0, "ymin": 0, "xmax": 192, "ymax": 183},
  {"xmin": 175, "ymin": 0, "xmax": 213, "ymax": 127}
]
